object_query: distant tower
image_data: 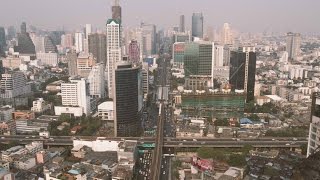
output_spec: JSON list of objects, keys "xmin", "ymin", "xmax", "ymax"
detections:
[
  {"xmin": 179, "ymin": 15, "xmax": 185, "ymax": 33},
  {"xmin": 221, "ymin": 23, "xmax": 233, "ymax": 45},
  {"xmin": 112, "ymin": 0, "xmax": 122, "ymax": 22},
  {"xmin": 286, "ymin": 32, "xmax": 301, "ymax": 61},
  {"xmin": 75, "ymin": 32, "xmax": 84, "ymax": 53},
  {"xmin": 21, "ymin": 22, "xmax": 27, "ymax": 34},
  {"xmin": 192, "ymin": 13, "xmax": 204, "ymax": 39},
  {"xmin": 128, "ymin": 40, "xmax": 140, "ymax": 63}
]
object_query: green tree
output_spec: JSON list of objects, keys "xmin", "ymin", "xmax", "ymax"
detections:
[
  {"xmin": 214, "ymin": 119, "xmax": 229, "ymax": 126},
  {"xmin": 227, "ymin": 154, "xmax": 246, "ymax": 167}
]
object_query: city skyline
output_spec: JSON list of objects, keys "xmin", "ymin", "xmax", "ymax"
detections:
[{"xmin": 0, "ymin": 0, "xmax": 319, "ymax": 33}]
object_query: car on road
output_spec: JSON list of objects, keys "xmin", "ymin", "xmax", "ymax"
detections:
[
  {"xmin": 285, "ymin": 143, "xmax": 290, "ymax": 146},
  {"xmin": 163, "ymin": 171, "xmax": 166, "ymax": 174},
  {"xmin": 25, "ymin": 137, "xmax": 29, "ymax": 139},
  {"xmin": 1, "ymin": 137, "xmax": 5, "ymax": 139},
  {"xmin": 201, "ymin": 142, "xmax": 205, "ymax": 145},
  {"xmin": 193, "ymin": 139, "xmax": 197, "ymax": 141},
  {"xmin": 293, "ymin": 138, "xmax": 298, "ymax": 141}
]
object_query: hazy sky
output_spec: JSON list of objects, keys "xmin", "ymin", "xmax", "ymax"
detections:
[{"xmin": 1, "ymin": 0, "xmax": 319, "ymax": 33}]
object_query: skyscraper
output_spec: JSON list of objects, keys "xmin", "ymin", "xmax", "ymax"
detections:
[
  {"xmin": 113, "ymin": 62, "xmax": 140, "ymax": 137},
  {"xmin": 85, "ymin": 24, "xmax": 92, "ymax": 39},
  {"xmin": 179, "ymin": 15, "xmax": 185, "ymax": 33},
  {"xmin": 75, "ymin": 32, "xmax": 84, "ymax": 53},
  {"xmin": 112, "ymin": 0, "xmax": 122, "ymax": 22},
  {"xmin": 44, "ymin": 36, "xmax": 57, "ymax": 53},
  {"xmin": 141, "ymin": 23, "xmax": 156, "ymax": 56},
  {"xmin": 192, "ymin": 13, "xmax": 204, "ymax": 39},
  {"xmin": 307, "ymin": 93, "xmax": 320, "ymax": 157},
  {"xmin": 14, "ymin": 22, "xmax": 36, "ymax": 55},
  {"xmin": 221, "ymin": 23, "xmax": 233, "ymax": 45},
  {"xmin": 88, "ymin": 33, "xmax": 107, "ymax": 64},
  {"xmin": 0, "ymin": 27, "xmax": 5, "ymax": 56},
  {"xmin": 7, "ymin": 26, "xmax": 16, "ymax": 40},
  {"xmin": 67, "ymin": 50, "xmax": 78, "ymax": 76},
  {"xmin": 106, "ymin": 19, "xmax": 122, "ymax": 98},
  {"xmin": 229, "ymin": 47, "xmax": 256, "ymax": 102},
  {"xmin": 128, "ymin": 40, "xmax": 140, "ymax": 63},
  {"xmin": 88, "ymin": 63, "xmax": 105, "ymax": 98},
  {"xmin": 61, "ymin": 34, "xmax": 74, "ymax": 48},
  {"xmin": 286, "ymin": 32, "xmax": 301, "ymax": 61}
]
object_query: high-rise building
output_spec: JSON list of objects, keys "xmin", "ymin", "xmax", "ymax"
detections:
[
  {"xmin": 307, "ymin": 93, "xmax": 320, "ymax": 157},
  {"xmin": 179, "ymin": 15, "xmax": 185, "ymax": 33},
  {"xmin": 106, "ymin": 19, "xmax": 122, "ymax": 98},
  {"xmin": 142, "ymin": 63, "xmax": 149, "ymax": 98},
  {"xmin": 67, "ymin": 50, "xmax": 78, "ymax": 76},
  {"xmin": 75, "ymin": 32, "xmax": 84, "ymax": 53},
  {"xmin": 128, "ymin": 40, "xmax": 140, "ymax": 63},
  {"xmin": 7, "ymin": 26, "xmax": 16, "ymax": 40},
  {"xmin": 286, "ymin": 32, "xmax": 301, "ymax": 61},
  {"xmin": 172, "ymin": 31, "xmax": 191, "ymax": 43},
  {"xmin": 77, "ymin": 53, "xmax": 96, "ymax": 78},
  {"xmin": 61, "ymin": 34, "xmax": 74, "ymax": 48},
  {"xmin": 30, "ymin": 34, "xmax": 45, "ymax": 53},
  {"xmin": 88, "ymin": 63, "xmax": 105, "ymax": 98},
  {"xmin": 221, "ymin": 23, "xmax": 233, "ymax": 45},
  {"xmin": 85, "ymin": 24, "xmax": 92, "ymax": 39},
  {"xmin": 48, "ymin": 31, "xmax": 64, "ymax": 46},
  {"xmin": 204, "ymin": 26, "xmax": 214, "ymax": 41},
  {"xmin": 112, "ymin": 0, "xmax": 122, "ymax": 22},
  {"xmin": 184, "ymin": 41, "xmax": 214, "ymax": 76},
  {"xmin": 44, "ymin": 36, "xmax": 57, "ymax": 53},
  {"xmin": 14, "ymin": 22, "xmax": 36, "ymax": 55},
  {"xmin": 55, "ymin": 77, "xmax": 91, "ymax": 117},
  {"xmin": 214, "ymin": 45, "xmax": 224, "ymax": 67},
  {"xmin": 88, "ymin": 33, "xmax": 106, "ymax": 64},
  {"xmin": 113, "ymin": 62, "xmax": 140, "ymax": 137},
  {"xmin": 0, "ymin": 27, "xmax": 5, "ymax": 57},
  {"xmin": 141, "ymin": 23, "xmax": 157, "ymax": 56},
  {"xmin": 0, "ymin": 71, "xmax": 31, "ymax": 98},
  {"xmin": 192, "ymin": 13, "xmax": 204, "ymax": 39},
  {"xmin": 229, "ymin": 47, "xmax": 256, "ymax": 102}
]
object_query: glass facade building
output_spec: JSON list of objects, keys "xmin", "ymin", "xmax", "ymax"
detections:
[{"xmin": 192, "ymin": 13, "xmax": 204, "ymax": 38}]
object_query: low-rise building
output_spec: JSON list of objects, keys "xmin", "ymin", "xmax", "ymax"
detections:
[
  {"xmin": 12, "ymin": 110, "xmax": 35, "ymax": 120},
  {"xmin": 31, "ymin": 98, "xmax": 52, "ymax": 113},
  {"xmin": 98, "ymin": 101, "xmax": 114, "ymax": 125},
  {"xmin": 13, "ymin": 156, "xmax": 36, "ymax": 170}
]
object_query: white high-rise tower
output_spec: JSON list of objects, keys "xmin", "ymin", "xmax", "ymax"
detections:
[
  {"xmin": 221, "ymin": 23, "xmax": 233, "ymax": 45},
  {"xmin": 106, "ymin": 19, "xmax": 122, "ymax": 98}
]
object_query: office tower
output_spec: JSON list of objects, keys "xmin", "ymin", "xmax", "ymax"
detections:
[
  {"xmin": 7, "ymin": 26, "xmax": 16, "ymax": 40},
  {"xmin": 67, "ymin": 50, "xmax": 78, "ymax": 76},
  {"xmin": 172, "ymin": 31, "xmax": 191, "ymax": 43},
  {"xmin": 286, "ymin": 32, "xmax": 301, "ymax": 61},
  {"xmin": 173, "ymin": 43, "xmax": 185, "ymax": 67},
  {"xmin": 88, "ymin": 33, "xmax": 107, "ymax": 64},
  {"xmin": 75, "ymin": 32, "xmax": 84, "ymax": 53},
  {"xmin": 0, "ymin": 27, "xmax": 5, "ymax": 57},
  {"xmin": 77, "ymin": 53, "xmax": 96, "ymax": 78},
  {"xmin": 48, "ymin": 31, "xmax": 64, "ymax": 46},
  {"xmin": 20, "ymin": 22, "xmax": 27, "ymax": 34},
  {"xmin": 36, "ymin": 52, "xmax": 58, "ymax": 66},
  {"xmin": 128, "ymin": 40, "xmax": 140, "ymax": 63},
  {"xmin": 44, "ymin": 36, "xmax": 57, "ymax": 53},
  {"xmin": 184, "ymin": 41, "xmax": 214, "ymax": 76},
  {"xmin": 61, "ymin": 34, "xmax": 74, "ymax": 48},
  {"xmin": 0, "ymin": 71, "xmax": 31, "ymax": 98},
  {"xmin": 221, "ymin": 23, "xmax": 233, "ymax": 45},
  {"xmin": 88, "ymin": 63, "xmax": 105, "ymax": 98},
  {"xmin": 179, "ymin": 15, "xmax": 185, "ymax": 32},
  {"xmin": 192, "ymin": 13, "xmax": 204, "ymax": 39},
  {"xmin": 141, "ymin": 23, "xmax": 157, "ymax": 56},
  {"xmin": 14, "ymin": 22, "xmax": 36, "ymax": 55},
  {"xmin": 85, "ymin": 24, "xmax": 92, "ymax": 39},
  {"xmin": 112, "ymin": 0, "xmax": 122, "ymax": 22},
  {"xmin": 142, "ymin": 63, "xmax": 149, "ymax": 97},
  {"xmin": 106, "ymin": 19, "xmax": 122, "ymax": 98},
  {"xmin": 113, "ymin": 62, "xmax": 140, "ymax": 137},
  {"xmin": 30, "ymin": 34, "xmax": 45, "ymax": 53},
  {"xmin": 214, "ymin": 45, "xmax": 224, "ymax": 67},
  {"xmin": 55, "ymin": 77, "xmax": 91, "ymax": 116},
  {"xmin": 307, "ymin": 93, "xmax": 320, "ymax": 157},
  {"xmin": 0, "ymin": 27, "xmax": 5, "ymax": 48},
  {"xmin": 223, "ymin": 45, "xmax": 232, "ymax": 66},
  {"xmin": 229, "ymin": 47, "xmax": 256, "ymax": 102}
]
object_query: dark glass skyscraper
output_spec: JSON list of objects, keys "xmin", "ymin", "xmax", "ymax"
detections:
[
  {"xmin": 44, "ymin": 36, "xmax": 57, "ymax": 53},
  {"xmin": 14, "ymin": 22, "xmax": 36, "ymax": 55},
  {"xmin": 229, "ymin": 47, "xmax": 256, "ymax": 102},
  {"xmin": 114, "ymin": 62, "xmax": 140, "ymax": 137},
  {"xmin": 88, "ymin": 33, "xmax": 107, "ymax": 64},
  {"xmin": 192, "ymin": 13, "xmax": 204, "ymax": 38},
  {"xmin": 112, "ymin": 0, "xmax": 122, "ymax": 22}
]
